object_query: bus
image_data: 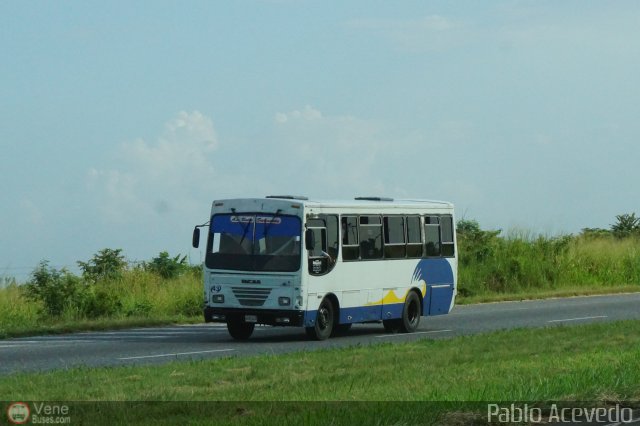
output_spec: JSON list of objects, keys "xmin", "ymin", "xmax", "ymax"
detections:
[{"xmin": 192, "ymin": 196, "xmax": 457, "ymax": 340}]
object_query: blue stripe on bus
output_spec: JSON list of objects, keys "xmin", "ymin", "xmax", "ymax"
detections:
[
  {"xmin": 413, "ymin": 258, "xmax": 454, "ymax": 316},
  {"xmin": 304, "ymin": 304, "xmax": 404, "ymax": 327},
  {"xmin": 412, "ymin": 258, "xmax": 454, "ymax": 286}
]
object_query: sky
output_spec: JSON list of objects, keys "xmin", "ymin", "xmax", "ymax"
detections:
[{"xmin": 2, "ymin": 1, "xmax": 640, "ymax": 281}]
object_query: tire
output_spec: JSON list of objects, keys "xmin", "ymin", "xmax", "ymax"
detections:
[
  {"xmin": 305, "ymin": 298, "xmax": 335, "ymax": 340},
  {"xmin": 226, "ymin": 315, "xmax": 255, "ymax": 340},
  {"xmin": 332, "ymin": 323, "xmax": 352, "ymax": 336},
  {"xmin": 400, "ymin": 291, "xmax": 421, "ymax": 333}
]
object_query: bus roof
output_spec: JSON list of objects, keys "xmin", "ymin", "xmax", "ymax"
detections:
[{"xmin": 214, "ymin": 196, "xmax": 454, "ymax": 210}]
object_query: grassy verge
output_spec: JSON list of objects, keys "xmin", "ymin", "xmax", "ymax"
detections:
[
  {"xmin": 0, "ymin": 270, "xmax": 202, "ymax": 338},
  {"xmin": 1, "ymin": 320, "xmax": 639, "ymax": 424},
  {"xmin": 458, "ymin": 232, "xmax": 640, "ymax": 298},
  {"xmin": 457, "ymin": 285, "xmax": 640, "ymax": 305},
  {"xmin": 0, "ymin": 316, "xmax": 201, "ymax": 339}
]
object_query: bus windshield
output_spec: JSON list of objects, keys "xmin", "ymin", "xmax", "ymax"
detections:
[{"xmin": 205, "ymin": 214, "xmax": 301, "ymax": 272}]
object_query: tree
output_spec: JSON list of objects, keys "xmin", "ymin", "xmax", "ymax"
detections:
[
  {"xmin": 611, "ymin": 213, "xmax": 640, "ymax": 239},
  {"xmin": 144, "ymin": 251, "xmax": 188, "ymax": 279},
  {"xmin": 77, "ymin": 248, "xmax": 127, "ymax": 283},
  {"xmin": 23, "ymin": 261, "xmax": 83, "ymax": 316},
  {"xmin": 456, "ymin": 219, "xmax": 502, "ymax": 263}
]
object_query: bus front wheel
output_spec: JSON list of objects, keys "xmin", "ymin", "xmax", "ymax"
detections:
[
  {"xmin": 227, "ymin": 315, "xmax": 255, "ymax": 340},
  {"xmin": 400, "ymin": 291, "xmax": 421, "ymax": 333},
  {"xmin": 305, "ymin": 298, "xmax": 334, "ymax": 340}
]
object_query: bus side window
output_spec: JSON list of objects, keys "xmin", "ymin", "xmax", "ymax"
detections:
[
  {"xmin": 359, "ymin": 216, "xmax": 383, "ymax": 260},
  {"xmin": 424, "ymin": 216, "xmax": 441, "ymax": 257},
  {"xmin": 323, "ymin": 215, "xmax": 339, "ymax": 261},
  {"xmin": 341, "ymin": 216, "xmax": 359, "ymax": 261},
  {"xmin": 406, "ymin": 216, "xmax": 423, "ymax": 258},
  {"xmin": 441, "ymin": 215, "xmax": 455, "ymax": 257},
  {"xmin": 384, "ymin": 216, "xmax": 406, "ymax": 259}
]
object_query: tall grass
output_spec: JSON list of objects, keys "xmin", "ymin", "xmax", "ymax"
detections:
[
  {"xmin": 458, "ymin": 231, "xmax": 640, "ymax": 300},
  {"xmin": 0, "ymin": 269, "xmax": 202, "ymax": 338},
  {"xmin": 0, "ymin": 284, "xmax": 42, "ymax": 333}
]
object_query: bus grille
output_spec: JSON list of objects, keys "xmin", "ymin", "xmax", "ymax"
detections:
[{"xmin": 232, "ymin": 287, "xmax": 271, "ymax": 306}]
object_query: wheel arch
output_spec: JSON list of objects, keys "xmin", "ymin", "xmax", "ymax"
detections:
[
  {"xmin": 409, "ymin": 286, "xmax": 424, "ymax": 316},
  {"xmin": 323, "ymin": 292, "xmax": 340, "ymax": 322}
]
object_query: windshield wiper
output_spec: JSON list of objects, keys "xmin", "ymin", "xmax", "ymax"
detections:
[
  {"xmin": 263, "ymin": 209, "xmax": 283, "ymax": 237},
  {"xmin": 238, "ymin": 217, "xmax": 254, "ymax": 248}
]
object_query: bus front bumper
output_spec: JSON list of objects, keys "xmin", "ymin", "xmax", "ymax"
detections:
[{"xmin": 204, "ymin": 306, "xmax": 305, "ymax": 327}]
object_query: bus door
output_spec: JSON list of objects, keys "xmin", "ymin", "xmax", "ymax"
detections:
[{"xmin": 306, "ymin": 224, "xmax": 330, "ymax": 276}]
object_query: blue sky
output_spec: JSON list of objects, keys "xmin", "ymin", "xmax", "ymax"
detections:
[{"xmin": 2, "ymin": 1, "xmax": 640, "ymax": 280}]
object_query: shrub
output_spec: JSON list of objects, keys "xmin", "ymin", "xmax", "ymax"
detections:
[
  {"xmin": 23, "ymin": 261, "xmax": 85, "ymax": 317},
  {"xmin": 81, "ymin": 286, "xmax": 123, "ymax": 318},
  {"xmin": 78, "ymin": 248, "xmax": 127, "ymax": 283},
  {"xmin": 144, "ymin": 251, "xmax": 189, "ymax": 279},
  {"xmin": 456, "ymin": 219, "xmax": 501, "ymax": 264},
  {"xmin": 126, "ymin": 300, "xmax": 153, "ymax": 317}
]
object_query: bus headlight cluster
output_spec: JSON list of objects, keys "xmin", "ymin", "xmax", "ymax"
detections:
[
  {"xmin": 212, "ymin": 294, "xmax": 224, "ymax": 303},
  {"xmin": 278, "ymin": 297, "xmax": 291, "ymax": 306}
]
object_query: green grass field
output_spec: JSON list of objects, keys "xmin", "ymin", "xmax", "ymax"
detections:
[{"xmin": 1, "ymin": 320, "xmax": 638, "ymax": 425}]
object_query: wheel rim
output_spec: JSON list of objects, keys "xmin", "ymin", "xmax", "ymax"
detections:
[
  {"xmin": 318, "ymin": 306, "xmax": 330, "ymax": 330},
  {"xmin": 407, "ymin": 299, "xmax": 419, "ymax": 325}
]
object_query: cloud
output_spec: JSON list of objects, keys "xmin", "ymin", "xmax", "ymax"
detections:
[
  {"xmin": 275, "ymin": 105, "xmax": 323, "ymax": 123},
  {"xmin": 269, "ymin": 105, "xmax": 389, "ymax": 198},
  {"xmin": 87, "ymin": 111, "xmax": 218, "ymax": 223}
]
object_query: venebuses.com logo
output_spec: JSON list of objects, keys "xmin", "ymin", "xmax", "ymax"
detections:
[
  {"xmin": 6, "ymin": 402, "xmax": 30, "ymax": 425},
  {"xmin": 6, "ymin": 401, "xmax": 72, "ymax": 424}
]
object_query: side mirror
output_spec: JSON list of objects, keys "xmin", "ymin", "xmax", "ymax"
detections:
[
  {"xmin": 304, "ymin": 228, "xmax": 315, "ymax": 251},
  {"xmin": 192, "ymin": 227, "xmax": 201, "ymax": 248}
]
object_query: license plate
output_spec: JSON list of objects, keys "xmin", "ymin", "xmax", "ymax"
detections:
[{"xmin": 245, "ymin": 315, "xmax": 258, "ymax": 323}]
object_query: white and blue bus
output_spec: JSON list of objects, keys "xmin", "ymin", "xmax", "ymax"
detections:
[{"xmin": 192, "ymin": 196, "xmax": 457, "ymax": 340}]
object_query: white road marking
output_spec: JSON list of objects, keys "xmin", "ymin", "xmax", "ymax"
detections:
[
  {"xmin": 81, "ymin": 330, "xmax": 218, "ymax": 335},
  {"xmin": 118, "ymin": 348, "xmax": 235, "ymax": 360},
  {"xmin": 375, "ymin": 329, "xmax": 453, "ymax": 338},
  {"xmin": 547, "ymin": 315, "xmax": 608, "ymax": 323},
  {"xmin": 1, "ymin": 339, "xmax": 97, "ymax": 345},
  {"xmin": 450, "ymin": 306, "xmax": 531, "ymax": 316}
]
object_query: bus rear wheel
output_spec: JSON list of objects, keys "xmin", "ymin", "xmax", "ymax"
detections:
[
  {"xmin": 305, "ymin": 298, "xmax": 334, "ymax": 340},
  {"xmin": 226, "ymin": 315, "xmax": 255, "ymax": 340},
  {"xmin": 400, "ymin": 291, "xmax": 421, "ymax": 333}
]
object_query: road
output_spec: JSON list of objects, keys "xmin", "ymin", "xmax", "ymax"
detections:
[{"xmin": 1, "ymin": 293, "xmax": 639, "ymax": 375}]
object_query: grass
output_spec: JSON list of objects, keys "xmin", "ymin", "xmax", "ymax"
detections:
[
  {"xmin": 458, "ymin": 233, "xmax": 640, "ymax": 300},
  {"xmin": 0, "ymin": 270, "xmax": 202, "ymax": 338},
  {"xmin": 458, "ymin": 285, "xmax": 640, "ymax": 304},
  {"xmin": 0, "ymin": 320, "xmax": 639, "ymax": 424}
]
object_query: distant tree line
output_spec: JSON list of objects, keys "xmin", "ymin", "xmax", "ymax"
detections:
[{"xmin": 581, "ymin": 213, "xmax": 640, "ymax": 239}]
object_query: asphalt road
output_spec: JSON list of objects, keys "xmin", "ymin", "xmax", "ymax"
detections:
[{"xmin": 1, "ymin": 293, "xmax": 639, "ymax": 375}]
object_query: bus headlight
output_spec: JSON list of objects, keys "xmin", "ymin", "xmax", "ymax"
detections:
[
  {"xmin": 278, "ymin": 297, "xmax": 291, "ymax": 306},
  {"xmin": 212, "ymin": 294, "xmax": 225, "ymax": 303}
]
